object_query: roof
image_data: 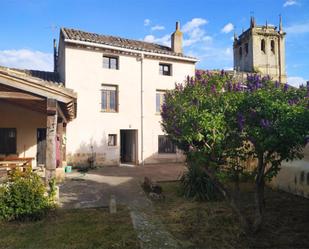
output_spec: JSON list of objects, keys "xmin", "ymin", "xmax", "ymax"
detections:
[
  {"xmin": 0, "ymin": 66, "xmax": 76, "ymax": 100},
  {"xmin": 61, "ymin": 28, "xmax": 196, "ymax": 60},
  {"xmin": 0, "ymin": 66, "xmax": 77, "ymax": 120}
]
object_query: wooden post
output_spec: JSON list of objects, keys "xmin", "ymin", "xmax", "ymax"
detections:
[
  {"xmin": 57, "ymin": 120, "xmax": 64, "ymax": 168},
  {"xmin": 46, "ymin": 99, "xmax": 58, "ymax": 183}
]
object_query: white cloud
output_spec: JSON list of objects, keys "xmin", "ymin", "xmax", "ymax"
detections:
[
  {"xmin": 144, "ymin": 19, "xmax": 150, "ymax": 26},
  {"xmin": 151, "ymin": 25, "xmax": 165, "ymax": 31},
  {"xmin": 283, "ymin": 0, "xmax": 298, "ymax": 7},
  {"xmin": 182, "ymin": 18, "xmax": 209, "ymax": 47},
  {"xmin": 143, "ymin": 34, "xmax": 170, "ymax": 46},
  {"xmin": 285, "ymin": 22, "xmax": 309, "ymax": 34},
  {"xmin": 287, "ymin": 76, "xmax": 307, "ymax": 87},
  {"xmin": 0, "ymin": 49, "xmax": 53, "ymax": 71},
  {"xmin": 221, "ymin": 23, "xmax": 234, "ymax": 33},
  {"xmin": 182, "ymin": 18, "xmax": 208, "ymax": 33}
]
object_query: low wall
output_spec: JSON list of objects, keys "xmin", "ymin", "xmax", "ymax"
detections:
[{"xmin": 269, "ymin": 160, "xmax": 309, "ymax": 199}]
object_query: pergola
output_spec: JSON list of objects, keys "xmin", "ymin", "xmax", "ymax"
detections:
[{"xmin": 0, "ymin": 66, "xmax": 77, "ymax": 181}]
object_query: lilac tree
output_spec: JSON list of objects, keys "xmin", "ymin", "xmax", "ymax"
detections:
[{"xmin": 161, "ymin": 71, "xmax": 309, "ymax": 232}]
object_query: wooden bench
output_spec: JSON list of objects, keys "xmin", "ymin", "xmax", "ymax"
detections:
[{"xmin": 0, "ymin": 157, "xmax": 33, "ymax": 175}]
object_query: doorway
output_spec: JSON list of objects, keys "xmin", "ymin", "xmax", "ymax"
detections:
[
  {"xmin": 37, "ymin": 128, "xmax": 46, "ymax": 166},
  {"xmin": 120, "ymin": 129, "xmax": 137, "ymax": 164}
]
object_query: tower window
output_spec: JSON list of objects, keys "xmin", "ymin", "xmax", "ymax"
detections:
[
  {"xmin": 239, "ymin": 47, "xmax": 242, "ymax": 58},
  {"xmin": 261, "ymin": 39, "xmax": 266, "ymax": 53},
  {"xmin": 271, "ymin": 40, "xmax": 275, "ymax": 54},
  {"xmin": 245, "ymin": 43, "xmax": 249, "ymax": 55}
]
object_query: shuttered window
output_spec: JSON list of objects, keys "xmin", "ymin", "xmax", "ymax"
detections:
[
  {"xmin": 103, "ymin": 56, "xmax": 119, "ymax": 70},
  {"xmin": 101, "ymin": 85, "xmax": 118, "ymax": 112},
  {"xmin": 0, "ymin": 128, "xmax": 17, "ymax": 155},
  {"xmin": 158, "ymin": 135, "xmax": 176, "ymax": 154},
  {"xmin": 156, "ymin": 90, "xmax": 165, "ymax": 113}
]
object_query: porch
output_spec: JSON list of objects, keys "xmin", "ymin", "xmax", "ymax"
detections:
[{"xmin": 0, "ymin": 66, "xmax": 77, "ymax": 181}]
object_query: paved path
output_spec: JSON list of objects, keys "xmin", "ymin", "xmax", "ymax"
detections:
[{"xmin": 59, "ymin": 163, "xmax": 186, "ymax": 249}]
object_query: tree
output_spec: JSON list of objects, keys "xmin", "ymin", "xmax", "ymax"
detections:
[{"xmin": 161, "ymin": 70, "xmax": 309, "ymax": 233}]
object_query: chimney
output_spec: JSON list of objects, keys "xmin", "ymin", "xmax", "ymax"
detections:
[
  {"xmin": 53, "ymin": 39, "xmax": 58, "ymax": 73},
  {"xmin": 171, "ymin": 21, "xmax": 183, "ymax": 54}
]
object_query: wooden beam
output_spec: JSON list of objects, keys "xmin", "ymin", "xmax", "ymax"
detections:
[{"xmin": 0, "ymin": 91, "xmax": 44, "ymax": 101}]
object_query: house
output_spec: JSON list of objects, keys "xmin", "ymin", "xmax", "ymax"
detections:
[
  {"xmin": 56, "ymin": 22, "xmax": 197, "ymax": 166},
  {"xmin": 0, "ymin": 66, "xmax": 77, "ymax": 181}
]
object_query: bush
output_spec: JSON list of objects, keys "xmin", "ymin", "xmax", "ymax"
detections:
[
  {"xmin": 0, "ymin": 170, "xmax": 55, "ymax": 221},
  {"xmin": 180, "ymin": 161, "xmax": 219, "ymax": 201}
]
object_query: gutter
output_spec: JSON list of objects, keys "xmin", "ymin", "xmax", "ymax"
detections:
[{"xmin": 64, "ymin": 39, "xmax": 198, "ymax": 63}]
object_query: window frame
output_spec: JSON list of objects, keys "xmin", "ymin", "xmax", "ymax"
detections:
[
  {"xmin": 158, "ymin": 135, "xmax": 176, "ymax": 154},
  {"xmin": 261, "ymin": 39, "xmax": 266, "ymax": 54},
  {"xmin": 103, "ymin": 55, "xmax": 119, "ymax": 70},
  {"xmin": 108, "ymin": 134, "xmax": 117, "ymax": 146},
  {"xmin": 101, "ymin": 84, "xmax": 118, "ymax": 113},
  {"xmin": 0, "ymin": 128, "xmax": 17, "ymax": 155},
  {"xmin": 271, "ymin": 40, "xmax": 275, "ymax": 54},
  {"xmin": 239, "ymin": 47, "xmax": 242, "ymax": 58},
  {"xmin": 159, "ymin": 63, "xmax": 172, "ymax": 76},
  {"xmin": 156, "ymin": 90, "xmax": 166, "ymax": 114}
]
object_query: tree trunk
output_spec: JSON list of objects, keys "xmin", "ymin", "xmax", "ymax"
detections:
[
  {"xmin": 253, "ymin": 153, "xmax": 266, "ymax": 232},
  {"xmin": 202, "ymin": 167, "xmax": 251, "ymax": 232}
]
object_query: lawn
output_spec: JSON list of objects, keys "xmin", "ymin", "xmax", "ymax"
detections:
[
  {"xmin": 0, "ymin": 207, "xmax": 139, "ymax": 249},
  {"xmin": 152, "ymin": 181, "xmax": 309, "ymax": 249}
]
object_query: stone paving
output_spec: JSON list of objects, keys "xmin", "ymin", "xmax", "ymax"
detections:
[{"xmin": 59, "ymin": 163, "xmax": 186, "ymax": 249}]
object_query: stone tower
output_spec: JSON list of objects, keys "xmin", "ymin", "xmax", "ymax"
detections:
[{"xmin": 233, "ymin": 16, "xmax": 286, "ymax": 83}]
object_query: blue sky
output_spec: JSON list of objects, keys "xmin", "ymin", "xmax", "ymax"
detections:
[{"xmin": 0, "ymin": 0, "xmax": 308, "ymax": 86}]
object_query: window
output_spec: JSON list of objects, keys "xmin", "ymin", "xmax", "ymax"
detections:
[
  {"xmin": 271, "ymin": 40, "xmax": 275, "ymax": 54},
  {"xmin": 245, "ymin": 43, "xmax": 249, "ymax": 55},
  {"xmin": 159, "ymin": 63, "xmax": 172, "ymax": 76},
  {"xmin": 101, "ymin": 85, "xmax": 118, "ymax": 112},
  {"xmin": 239, "ymin": 47, "xmax": 242, "ymax": 57},
  {"xmin": 261, "ymin": 39, "xmax": 266, "ymax": 53},
  {"xmin": 103, "ymin": 56, "xmax": 119, "ymax": 70},
  {"xmin": 158, "ymin": 135, "xmax": 176, "ymax": 154},
  {"xmin": 156, "ymin": 90, "xmax": 165, "ymax": 113},
  {"xmin": 0, "ymin": 128, "xmax": 16, "ymax": 155},
  {"xmin": 108, "ymin": 134, "xmax": 117, "ymax": 146}
]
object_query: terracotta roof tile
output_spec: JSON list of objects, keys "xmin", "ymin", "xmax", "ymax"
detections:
[{"xmin": 61, "ymin": 28, "xmax": 196, "ymax": 59}]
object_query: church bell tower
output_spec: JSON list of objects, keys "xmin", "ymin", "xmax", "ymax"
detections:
[{"xmin": 233, "ymin": 16, "xmax": 286, "ymax": 83}]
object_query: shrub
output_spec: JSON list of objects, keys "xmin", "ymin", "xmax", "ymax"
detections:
[
  {"xmin": 180, "ymin": 160, "xmax": 219, "ymax": 201},
  {"xmin": 0, "ymin": 170, "xmax": 55, "ymax": 221}
]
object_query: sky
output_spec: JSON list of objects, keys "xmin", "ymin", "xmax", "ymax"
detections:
[{"xmin": 0, "ymin": 0, "xmax": 308, "ymax": 87}]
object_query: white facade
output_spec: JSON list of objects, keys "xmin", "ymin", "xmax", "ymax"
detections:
[{"xmin": 57, "ymin": 28, "xmax": 196, "ymax": 166}]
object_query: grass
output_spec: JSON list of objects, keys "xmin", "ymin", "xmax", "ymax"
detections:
[
  {"xmin": 0, "ymin": 207, "xmax": 139, "ymax": 249},
  {"xmin": 152, "ymin": 181, "xmax": 309, "ymax": 249}
]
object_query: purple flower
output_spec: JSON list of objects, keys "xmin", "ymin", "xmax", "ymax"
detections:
[
  {"xmin": 283, "ymin": 83, "xmax": 289, "ymax": 92},
  {"xmin": 211, "ymin": 85, "xmax": 216, "ymax": 94},
  {"xmin": 237, "ymin": 113, "xmax": 245, "ymax": 131},
  {"xmin": 202, "ymin": 79, "xmax": 208, "ymax": 86},
  {"xmin": 260, "ymin": 119, "xmax": 271, "ymax": 128},
  {"xmin": 275, "ymin": 81, "xmax": 280, "ymax": 88},
  {"xmin": 220, "ymin": 69, "xmax": 225, "ymax": 76}
]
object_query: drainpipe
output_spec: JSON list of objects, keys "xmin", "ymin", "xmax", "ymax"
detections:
[{"xmin": 140, "ymin": 53, "xmax": 144, "ymax": 165}]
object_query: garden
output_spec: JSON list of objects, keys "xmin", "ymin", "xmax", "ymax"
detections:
[{"xmin": 156, "ymin": 70, "xmax": 309, "ymax": 248}]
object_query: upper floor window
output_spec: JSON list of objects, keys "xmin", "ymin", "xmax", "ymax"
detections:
[
  {"xmin": 261, "ymin": 39, "xmax": 266, "ymax": 53},
  {"xmin": 271, "ymin": 40, "xmax": 275, "ymax": 54},
  {"xmin": 158, "ymin": 135, "xmax": 176, "ymax": 154},
  {"xmin": 0, "ymin": 128, "xmax": 16, "ymax": 155},
  {"xmin": 245, "ymin": 43, "xmax": 249, "ymax": 55},
  {"xmin": 101, "ymin": 85, "xmax": 118, "ymax": 112},
  {"xmin": 103, "ymin": 56, "xmax": 119, "ymax": 70},
  {"xmin": 159, "ymin": 63, "xmax": 172, "ymax": 76},
  {"xmin": 156, "ymin": 90, "xmax": 166, "ymax": 113},
  {"xmin": 239, "ymin": 47, "xmax": 242, "ymax": 58}
]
